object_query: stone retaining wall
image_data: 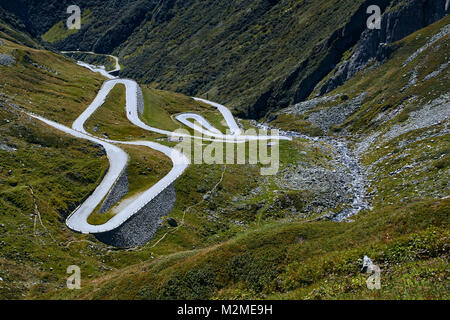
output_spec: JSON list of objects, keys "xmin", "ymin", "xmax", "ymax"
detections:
[
  {"xmin": 136, "ymin": 84, "xmax": 145, "ymax": 116},
  {"xmin": 94, "ymin": 183, "xmax": 176, "ymax": 247},
  {"xmin": 98, "ymin": 166, "xmax": 129, "ymax": 214}
]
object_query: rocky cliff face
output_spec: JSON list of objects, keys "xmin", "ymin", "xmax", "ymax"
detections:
[
  {"xmin": 319, "ymin": 0, "xmax": 449, "ymax": 95},
  {"xmin": 247, "ymin": 0, "xmax": 393, "ymax": 119},
  {"xmin": 251, "ymin": 0, "xmax": 450, "ymax": 119}
]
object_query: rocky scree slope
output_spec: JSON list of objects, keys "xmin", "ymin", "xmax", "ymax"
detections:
[{"xmin": 271, "ymin": 14, "xmax": 450, "ymax": 219}]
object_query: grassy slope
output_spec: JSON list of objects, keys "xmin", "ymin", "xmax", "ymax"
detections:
[
  {"xmin": 37, "ymin": 126, "xmax": 449, "ymax": 300},
  {"xmin": 0, "ymin": 106, "xmax": 112, "ymax": 300},
  {"xmin": 39, "ymin": 17, "xmax": 450, "ymax": 300},
  {"xmin": 0, "ymin": 38, "xmax": 186, "ymax": 298},
  {"xmin": 82, "ymin": 79, "xmax": 332, "ymax": 251},
  {"xmin": 119, "ymin": 0, "xmax": 365, "ymax": 113},
  {"xmin": 274, "ymin": 16, "xmax": 450, "ymax": 137},
  {"xmin": 41, "ymin": 198, "xmax": 449, "ymax": 300},
  {"xmin": 0, "ymin": 7, "xmax": 41, "ymax": 49},
  {"xmin": 33, "ymin": 0, "xmax": 367, "ymax": 115},
  {"xmin": 142, "ymin": 86, "xmax": 230, "ymax": 134},
  {"xmin": 87, "ymin": 143, "xmax": 173, "ymax": 226},
  {"xmin": 0, "ymin": 40, "xmax": 112, "ymax": 298},
  {"xmin": 0, "ymin": 25, "xmax": 40, "ymax": 49},
  {"xmin": 41, "ymin": 9, "xmax": 93, "ymax": 44},
  {"xmin": 0, "ymin": 38, "xmax": 104, "ymax": 126},
  {"xmin": 273, "ymin": 16, "xmax": 450, "ymax": 211},
  {"xmin": 1, "ymin": 16, "xmax": 448, "ymax": 300}
]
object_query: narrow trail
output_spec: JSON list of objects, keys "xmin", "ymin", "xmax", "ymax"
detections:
[{"xmin": 150, "ymin": 165, "xmax": 227, "ymax": 250}]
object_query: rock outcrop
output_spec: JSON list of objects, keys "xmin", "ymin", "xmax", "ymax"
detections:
[
  {"xmin": 308, "ymin": 93, "xmax": 369, "ymax": 132},
  {"xmin": 319, "ymin": 0, "xmax": 449, "ymax": 95},
  {"xmin": 0, "ymin": 53, "xmax": 15, "ymax": 66},
  {"xmin": 136, "ymin": 84, "xmax": 144, "ymax": 116}
]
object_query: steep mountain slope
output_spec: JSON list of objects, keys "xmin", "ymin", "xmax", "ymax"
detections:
[
  {"xmin": 4, "ymin": 0, "xmax": 446, "ymax": 118},
  {"xmin": 0, "ymin": 6, "xmax": 41, "ymax": 48},
  {"xmin": 0, "ymin": 38, "xmax": 110, "ymax": 299}
]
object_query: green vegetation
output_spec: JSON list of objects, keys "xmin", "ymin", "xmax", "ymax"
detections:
[
  {"xmin": 142, "ymin": 87, "xmax": 200, "ymax": 132},
  {"xmin": 0, "ymin": 38, "xmax": 104, "ymax": 126},
  {"xmin": 0, "ymin": 25, "xmax": 40, "ymax": 49},
  {"xmin": 41, "ymin": 10, "xmax": 93, "ymax": 44},
  {"xmin": 2, "ymin": 0, "xmax": 370, "ymax": 116},
  {"xmin": 304, "ymin": 16, "xmax": 450, "ymax": 136},
  {"xmin": 277, "ymin": 17, "xmax": 450, "ymax": 215},
  {"xmin": 38, "ymin": 198, "xmax": 449, "ymax": 300},
  {"xmin": 82, "ymin": 83, "xmax": 175, "ymax": 225},
  {"xmin": 142, "ymin": 86, "xmax": 229, "ymax": 134},
  {"xmin": 0, "ymin": 7, "xmax": 41, "ymax": 49},
  {"xmin": 270, "ymin": 113, "xmax": 324, "ymax": 136},
  {"xmin": 117, "ymin": 0, "xmax": 367, "ymax": 115}
]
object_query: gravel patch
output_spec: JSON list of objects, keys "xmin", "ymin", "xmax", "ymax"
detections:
[
  {"xmin": 307, "ymin": 92, "xmax": 368, "ymax": 132},
  {"xmin": 383, "ymin": 94, "xmax": 450, "ymax": 141},
  {"xmin": 0, "ymin": 143, "xmax": 17, "ymax": 152},
  {"xmin": 403, "ymin": 24, "xmax": 450, "ymax": 67},
  {"xmin": 282, "ymin": 94, "xmax": 340, "ymax": 115}
]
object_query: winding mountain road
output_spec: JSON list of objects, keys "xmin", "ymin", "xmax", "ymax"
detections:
[
  {"xmin": 61, "ymin": 51, "xmax": 121, "ymax": 78},
  {"xmin": 27, "ymin": 54, "xmax": 289, "ymax": 235},
  {"xmin": 192, "ymin": 97, "xmax": 242, "ymax": 136}
]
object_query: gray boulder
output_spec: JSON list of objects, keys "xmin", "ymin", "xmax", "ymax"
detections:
[{"xmin": 0, "ymin": 53, "xmax": 15, "ymax": 66}]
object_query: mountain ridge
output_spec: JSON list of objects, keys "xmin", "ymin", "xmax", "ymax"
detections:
[{"xmin": 1, "ymin": 1, "xmax": 447, "ymax": 119}]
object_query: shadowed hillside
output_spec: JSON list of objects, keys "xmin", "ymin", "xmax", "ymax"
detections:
[{"xmin": 3, "ymin": 0, "xmax": 446, "ymax": 118}]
